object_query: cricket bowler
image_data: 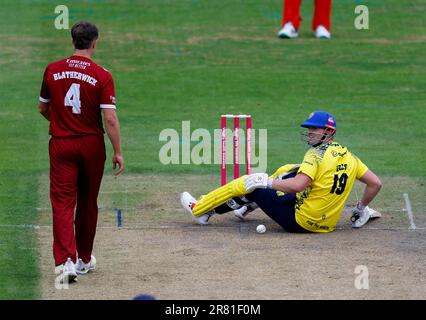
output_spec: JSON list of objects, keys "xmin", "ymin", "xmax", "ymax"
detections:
[{"xmin": 38, "ymin": 21, "xmax": 124, "ymax": 282}]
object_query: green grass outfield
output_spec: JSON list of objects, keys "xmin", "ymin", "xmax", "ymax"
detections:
[{"xmin": 0, "ymin": 0, "xmax": 425, "ymax": 299}]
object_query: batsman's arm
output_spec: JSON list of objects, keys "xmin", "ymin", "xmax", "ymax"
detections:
[
  {"xmin": 103, "ymin": 108, "xmax": 124, "ymax": 176},
  {"xmin": 38, "ymin": 101, "xmax": 50, "ymax": 121},
  {"xmin": 357, "ymin": 170, "xmax": 382, "ymax": 208},
  {"xmin": 270, "ymin": 173, "xmax": 311, "ymax": 193}
]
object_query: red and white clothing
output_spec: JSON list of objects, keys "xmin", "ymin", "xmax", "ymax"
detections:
[
  {"xmin": 40, "ymin": 55, "xmax": 116, "ymax": 136},
  {"xmin": 282, "ymin": 0, "xmax": 332, "ymax": 31},
  {"xmin": 40, "ymin": 55, "xmax": 116, "ymax": 266}
]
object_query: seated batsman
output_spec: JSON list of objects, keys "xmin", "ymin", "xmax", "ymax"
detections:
[{"xmin": 180, "ymin": 111, "xmax": 382, "ymax": 233}]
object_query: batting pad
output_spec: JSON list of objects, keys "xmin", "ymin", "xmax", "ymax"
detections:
[{"xmin": 192, "ymin": 175, "xmax": 249, "ymax": 217}]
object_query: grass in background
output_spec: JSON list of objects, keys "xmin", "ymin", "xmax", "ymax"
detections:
[{"xmin": 0, "ymin": 0, "xmax": 425, "ymax": 298}]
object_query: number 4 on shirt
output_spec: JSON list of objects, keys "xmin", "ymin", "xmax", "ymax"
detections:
[{"xmin": 64, "ymin": 83, "xmax": 81, "ymax": 114}]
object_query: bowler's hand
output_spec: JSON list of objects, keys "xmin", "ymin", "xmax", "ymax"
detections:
[{"xmin": 112, "ymin": 153, "xmax": 124, "ymax": 176}]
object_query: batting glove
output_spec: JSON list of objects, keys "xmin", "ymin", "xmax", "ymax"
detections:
[
  {"xmin": 244, "ymin": 173, "xmax": 272, "ymax": 192},
  {"xmin": 351, "ymin": 202, "xmax": 371, "ymax": 228}
]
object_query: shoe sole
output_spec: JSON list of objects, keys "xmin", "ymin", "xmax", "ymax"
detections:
[{"xmin": 278, "ymin": 34, "xmax": 298, "ymax": 39}]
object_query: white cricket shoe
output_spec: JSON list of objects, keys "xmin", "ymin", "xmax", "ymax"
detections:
[
  {"xmin": 75, "ymin": 255, "xmax": 97, "ymax": 274},
  {"xmin": 55, "ymin": 257, "xmax": 77, "ymax": 283},
  {"xmin": 368, "ymin": 207, "xmax": 382, "ymax": 219},
  {"xmin": 180, "ymin": 192, "xmax": 214, "ymax": 225},
  {"xmin": 277, "ymin": 22, "xmax": 299, "ymax": 39},
  {"xmin": 314, "ymin": 25, "xmax": 331, "ymax": 39},
  {"xmin": 234, "ymin": 205, "xmax": 249, "ymax": 220},
  {"xmin": 234, "ymin": 202, "xmax": 258, "ymax": 221}
]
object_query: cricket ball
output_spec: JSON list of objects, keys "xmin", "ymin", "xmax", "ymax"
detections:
[{"xmin": 256, "ymin": 224, "xmax": 266, "ymax": 234}]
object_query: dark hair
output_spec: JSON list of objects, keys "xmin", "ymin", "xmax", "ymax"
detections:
[{"xmin": 71, "ymin": 21, "xmax": 99, "ymax": 50}]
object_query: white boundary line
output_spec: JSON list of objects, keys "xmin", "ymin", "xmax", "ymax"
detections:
[{"xmin": 403, "ymin": 193, "xmax": 417, "ymax": 230}]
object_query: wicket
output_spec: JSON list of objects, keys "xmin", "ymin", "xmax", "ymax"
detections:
[{"xmin": 221, "ymin": 114, "xmax": 252, "ymax": 185}]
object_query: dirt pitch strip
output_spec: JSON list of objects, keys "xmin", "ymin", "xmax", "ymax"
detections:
[{"xmin": 37, "ymin": 174, "xmax": 425, "ymax": 300}]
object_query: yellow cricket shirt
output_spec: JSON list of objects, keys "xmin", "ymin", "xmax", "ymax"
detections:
[{"xmin": 295, "ymin": 141, "xmax": 369, "ymax": 232}]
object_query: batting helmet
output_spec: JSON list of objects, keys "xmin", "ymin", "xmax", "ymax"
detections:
[{"xmin": 300, "ymin": 111, "xmax": 336, "ymax": 131}]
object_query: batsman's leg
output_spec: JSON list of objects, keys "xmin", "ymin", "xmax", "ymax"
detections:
[
  {"xmin": 212, "ymin": 165, "xmax": 298, "ymax": 220},
  {"xmin": 214, "ymin": 197, "xmax": 248, "ymax": 214},
  {"xmin": 245, "ymin": 189, "xmax": 309, "ymax": 233},
  {"xmin": 214, "ymin": 196, "xmax": 258, "ymax": 220},
  {"xmin": 192, "ymin": 175, "xmax": 250, "ymax": 217},
  {"xmin": 192, "ymin": 165, "xmax": 300, "ymax": 217}
]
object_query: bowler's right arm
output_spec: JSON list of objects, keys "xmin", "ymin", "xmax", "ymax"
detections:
[{"xmin": 103, "ymin": 108, "xmax": 124, "ymax": 176}]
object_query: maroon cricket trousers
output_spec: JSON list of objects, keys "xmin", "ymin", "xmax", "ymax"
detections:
[
  {"xmin": 49, "ymin": 135, "xmax": 106, "ymax": 266},
  {"xmin": 282, "ymin": 0, "xmax": 332, "ymax": 31}
]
